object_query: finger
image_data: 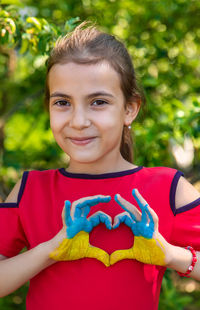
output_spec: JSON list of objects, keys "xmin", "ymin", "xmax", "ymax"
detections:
[
  {"xmin": 113, "ymin": 212, "xmax": 141, "ymax": 236},
  {"xmin": 71, "ymin": 195, "xmax": 111, "ymax": 219},
  {"xmin": 81, "ymin": 197, "xmax": 111, "ymax": 218},
  {"xmin": 82, "ymin": 205, "xmax": 91, "ymax": 217},
  {"xmin": 88, "ymin": 211, "xmax": 112, "ymax": 230},
  {"xmin": 113, "ymin": 212, "xmax": 133, "ymax": 229},
  {"xmin": 145, "ymin": 205, "xmax": 158, "ymax": 231},
  {"xmin": 143, "ymin": 205, "xmax": 154, "ymax": 231},
  {"xmin": 87, "ymin": 246, "xmax": 110, "ymax": 267},
  {"xmin": 140, "ymin": 205, "xmax": 149, "ymax": 226},
  {"xmin": 110, "ymin": 249, "xmax": 135, "ymax": 265},
  {"xmin": 76, "ymin": 195, "xmax": 111, "ymax": 218},
  {"xmin": 133, "ymin": 189, "xmax": 155, "ymax": 232},
  {"xmin": 114, "ymin": 194, "xmax": 139, "ymax": 222},
  {"xmin": 132, "ymin": 189, "xmax": 150, "ymax": 225},
  {"xmin": 64, "ymin": 200, "xmax": 72, "ymax": 226},
  {"xmin": 132, "ymin": 189, "xmax": 148, "ymax": 209}
]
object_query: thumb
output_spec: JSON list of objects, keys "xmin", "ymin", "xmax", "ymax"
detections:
[
  {"xmin": 86, "ymin": 245, "xmax": 110, "ymax": 267},
  {"xmin": 110, "ymin": 249, "xmax": 135, "ymax": 265}
]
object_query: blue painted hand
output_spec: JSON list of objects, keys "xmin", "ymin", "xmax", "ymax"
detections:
[
  {"xmin": 110, "ymin": 189, "xmax": 166, "ymax": 266},
  {"xmin": 49, "ymin": 195, "xmax": 112, "ymax": 266},
  {"xmin": 65, "ymin": 195, "xmax": 112, "ymax": 238}
]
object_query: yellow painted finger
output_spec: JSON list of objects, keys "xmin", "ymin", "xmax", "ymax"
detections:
[
  {"xmin": 87, "ymin": 246, "xmax": 110, "ymax": 267},
  {"xmin": 110, "ymin": 248, "xmax": 135, "ymax": 265}
]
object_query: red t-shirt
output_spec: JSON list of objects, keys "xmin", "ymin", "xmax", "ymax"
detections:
[{"xmin": 0, "ymin": 166, "xmax": 200, "ymax": 310}]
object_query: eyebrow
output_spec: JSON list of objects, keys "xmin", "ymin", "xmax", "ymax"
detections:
[{"xmin": 50, "ymin": 91, "xmax": 115, "ymax": 99}]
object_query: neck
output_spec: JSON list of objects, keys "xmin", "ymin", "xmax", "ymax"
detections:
[{"xmin": 66, "ymin": 153, "xmax": 137, "ymax": 175}]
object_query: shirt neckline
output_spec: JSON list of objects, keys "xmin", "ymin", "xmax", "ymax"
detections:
[{"xmin": 58, "ymin": 166, "xmax": 143, "ymax": 179}]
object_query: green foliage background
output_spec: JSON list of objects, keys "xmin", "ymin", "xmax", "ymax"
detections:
[{"xmin": 0, "ymin": 0, "xmax": 200, "ymax": 309}]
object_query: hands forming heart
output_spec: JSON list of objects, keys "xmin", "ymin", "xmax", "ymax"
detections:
[{"xmin": 49, "ymin": 189, "xmax": 166, "ymax": 267}]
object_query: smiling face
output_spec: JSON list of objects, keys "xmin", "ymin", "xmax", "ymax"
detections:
[{"xmin": 48, "ymin": 61, "xmax": 139, "ymax": 173}]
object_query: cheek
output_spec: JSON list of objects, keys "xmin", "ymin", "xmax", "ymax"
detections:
[
  {"xmin": 49, "ymin": 111, "xmax": 65, "ymax": 132},
  {"xmin": 102, "ymin": 113, "xmax": 125, "ymax": 133},
  {"xmin": 99, "ymin": 108, "xmax": 125, "ymax": 128},
  {"xmin": 49, "ymin": 115, "xmax": 57, "ymax": 133}
]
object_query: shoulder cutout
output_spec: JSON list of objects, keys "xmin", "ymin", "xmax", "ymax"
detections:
[
  {"xmin": 176, "ymin": 176, "xmax": 200, "ymax": 209},
  {"xmin": 0, "ymin": 171, "xmax": 29, "ymax": 208},
  {"xmin": 4, "ymin": 179, "xmax": 22, "ymax": 203}
]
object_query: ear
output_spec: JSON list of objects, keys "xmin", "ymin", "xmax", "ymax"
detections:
[{"xmin": 124, "ymin": 99, "xmax": 141, "ymax": 126}]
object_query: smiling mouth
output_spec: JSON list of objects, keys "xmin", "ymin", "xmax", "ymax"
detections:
[{"xmin": 69, "ymin": 137, "xmax": 96, "ymax": 145}]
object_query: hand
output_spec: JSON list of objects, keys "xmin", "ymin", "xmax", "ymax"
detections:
[
  {"xmin": 49, "ymin": 195, "xmax": 112, "ymax": 267},
  {"xmin": 65, "ymin": 195, "xmax": 112, "ymax": 238},
  {"xmin": 110, "ymin": 189, "xmax": 168, "ymax": 266}
]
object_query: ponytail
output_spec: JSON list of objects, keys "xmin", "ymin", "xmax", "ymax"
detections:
[{"xmin": 120, "ymin": 126, "xmax": 133, "ymax": 163}]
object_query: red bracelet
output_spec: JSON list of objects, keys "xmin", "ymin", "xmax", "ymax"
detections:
[{"xmin": 177, "ymin": 246, "xmax": 197, "ymax": 277}]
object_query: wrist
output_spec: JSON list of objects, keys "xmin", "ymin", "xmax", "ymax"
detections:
[
  {"xmin": 43, "ymin": 230, "xmax": 67, "ymax": 261},
  {"xmin": 164, "ymin": 243, "xmax": 178, "ymax": 268},
  {"xmin": 39, "ymin": 239, "xmax": 61, "ymax": 266},
  {"xmin": 165, "ymin": 243, "xmax": 193, "ymax": 272}
]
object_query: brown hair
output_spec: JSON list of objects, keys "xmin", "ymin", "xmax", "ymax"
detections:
[{"xmin": 45, "ymin": 21, "xmax": 145, "ymax": 163}]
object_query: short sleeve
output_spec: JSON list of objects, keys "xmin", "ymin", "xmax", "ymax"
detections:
[
  {"xmin": 0, "ymin": 172, "xmax": 29, "ymax": 257},
  {"xmin": 170, "ymin": 198, "xmax": 200, "ymax": 251}
]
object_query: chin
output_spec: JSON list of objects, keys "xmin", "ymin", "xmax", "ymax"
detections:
[{"xmin": 68, "ymin": 152, "xmax": 97, "ymax": 161}]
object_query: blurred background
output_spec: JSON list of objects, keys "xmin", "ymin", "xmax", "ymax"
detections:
[{"xmin": 0, "ymin": 0, "xmax": 200, "ymax": 309}]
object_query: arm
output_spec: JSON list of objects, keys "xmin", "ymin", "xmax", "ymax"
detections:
[
  {"xmin": 0, "ymin": 241, "xmax": 56, "ymax": 297},
  {"xmin": 0, "ymin": 180, "xmax": 57, "ymax": 297},
  {"xmin": 166, "ymin": 176, "xmax": 200, "ymax": 280}
]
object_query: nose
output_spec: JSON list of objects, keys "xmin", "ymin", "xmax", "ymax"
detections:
[{"xmin": 69, "ymin": 106, "xmax": 91, "ymax": 129}]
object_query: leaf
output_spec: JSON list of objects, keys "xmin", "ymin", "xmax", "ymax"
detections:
[
  {"xmin": 0, "ymin": 28, "xmax": 9, "ymax": 44},
  {"xmin": 193, "ymin": 100, "xmax": 200, "ymax": 107},
  {"xmin": 22, "ymin": 32, "xmax": 31, "ymax": 40},
  {"xmin": 1, "ymin": 0, "xmax": 23, "ymax": 5},
  {"xmin": 26, "ymin": 17, "xmax": 42, "ymax": 31},
  {"xmin": 64, "ymin": 17, "xmax": 80, "ymax": 31},
  {"xmin": 5, "ymin": 18, "xmax": 16, "ymax": 33},
  {"xmin": 143, "ymin": 77, "xmax": 159, "ymax": 87},
  {"xmin": 0, "ymin": 10, "xmax": 9, "ymax": 17},
  {"xmin": 38, "ymin": 36, "xmax": 48, "ymax": 53},
  {"xmin": 19, "ymin": 38, "xmax": 29, "ymax": 54}
]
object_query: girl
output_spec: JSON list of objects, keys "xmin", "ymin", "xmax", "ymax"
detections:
[{"xmin": 0, "ymin": 21, "xmax": 200, "ymax": 310}]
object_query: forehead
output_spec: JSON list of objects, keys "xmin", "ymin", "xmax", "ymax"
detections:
[{"xmin": 48, "ymin": 61, "xmax": 123, "ymax": 98}]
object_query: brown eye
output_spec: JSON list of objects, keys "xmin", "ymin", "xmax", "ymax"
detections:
[
  {"xmin": 92, "ymin": 99, "xmax": 108, "ymax": 106},
  {"xmin": 54, "ymin": 100, "xmax": 70, "ymax": 106}
]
